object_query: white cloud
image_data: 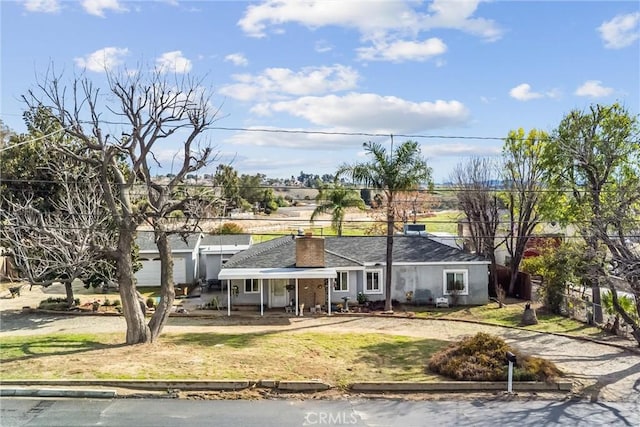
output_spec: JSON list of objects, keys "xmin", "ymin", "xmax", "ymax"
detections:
[
  {"xmin": 23, "ymin": 0, "xmax": 60, "ymax": 13},
  {"xmin": 423, "ymin": 0, "xmax": 502, "ymax": 41},
  {"xmin": 81, "ymin": 0, "xmax": 127, "ymax": 17},
  {"xmin": 545, "ymin": 88, "xmax": 562, "ymax": 99},
  {"xmin": 575, "ymin": 80, "xmax": 614, "ymax": 98},
  {"xmin": 74, "ymin": 47, "xmax": 129, "ymax": 72},
  {"xmin": 509, "ymin": 83, "xmax": 543, "ymax": 101},
  {"xmin": 225, "ymin": 127, "xmax": 350, "ymax": 149},
  {"xmin": 598, "ymin": 12, "xmax": 640, "ymax": 49},
  {"xmin": 238, "ymin": 0, "xmax": 502, "ymax": 42},
  {"xmin": 357, "ymin": 38, "xmax": 446, "ymax": 62},
  {"xmin": 220, "ymin": 65, "xmax": 360, "ymax": 101},
  {"xmin": 315, "ymin": 40, "xmax": 333, "ymax": 53},
  {"xmin": 155, "ymin": 51, "xmax": 192, "ymax": 74},
  {"xmin": 224, "ymin": 53, "xmax": 249, "ymax": 67},
  {"xmin": 253, "ymin": 93, "xmax": 470, "ymax": 133}
]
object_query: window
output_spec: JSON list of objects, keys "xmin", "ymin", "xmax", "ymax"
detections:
[
  {"xmin": 245, "ymin": 278, "xmax": 260, "ymax": 293},
  {"xmin": 334, "ymin": 271, "xmax": 348, "ymax": 292},
  {"xmin": 443, "ymin": 270, "xmax": 468, "ymax": 295},
  {"xmin": 365, "ymin": 270, "xmax": 382, "ymax": 294}
]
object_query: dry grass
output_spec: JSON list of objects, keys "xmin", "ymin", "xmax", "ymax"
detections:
[{"xmin": 0, "ymin": 331, "xmax": 448, "ymax": 386}]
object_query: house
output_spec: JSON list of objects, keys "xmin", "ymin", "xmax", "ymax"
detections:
[
  {"xmin": 217, "ymin": 233, "xmax": 489, "ymax": 316},
  {"xmin": 134, "ymin": 231, "xmax": 203, "ymax": 287},
  {"xmin": 198, "ymin": 234, "xmax": 252, "ymax": 285}
]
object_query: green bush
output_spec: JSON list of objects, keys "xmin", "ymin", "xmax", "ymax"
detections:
[
  {"xmin": 427, "ymin": 332, "xmax": 561, "ymax": 382},
  {"xmin": 113, "ymin": 299, "xmax": 121, "ymax": 307}
]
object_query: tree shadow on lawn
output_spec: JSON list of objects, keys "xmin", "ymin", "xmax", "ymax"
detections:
[
  {"xmin": 0, "ymin": 335, "xmax": 126, "ymax": 363},
  {"xmin": 355, "ymin": 338, "xmax": 451, "ymax": 381},
  {"xmin": 162, "ymin": 332, "xmax": 263, "ymax": 349}
]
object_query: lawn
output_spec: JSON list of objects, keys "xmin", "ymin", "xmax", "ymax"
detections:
[
  {"xmin": 411, "ymin": 300, "xmax": 605, "ymax": 339},
  {"xmin": 0, "ymin": 331, "xmax": 447, "ymax": 387}
]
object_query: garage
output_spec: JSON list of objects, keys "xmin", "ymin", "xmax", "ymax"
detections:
[{"xmin": 135, "ymin": 257, "xmax": 187, "ymax": 286}]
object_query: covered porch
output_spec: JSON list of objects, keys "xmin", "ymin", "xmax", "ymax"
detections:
[{"xmin": 218, "ymin": 267, "xmax": 338, "ymax": 316}]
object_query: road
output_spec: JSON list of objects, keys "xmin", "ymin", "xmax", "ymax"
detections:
[{"xmin": 1, "ymin": 397, "xmax": 639, "ymax": 426}]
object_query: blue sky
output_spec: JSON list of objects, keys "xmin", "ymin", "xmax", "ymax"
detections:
[{"xmin": 1, "ymin": 0, "xmax": 639, "ymax": 182}]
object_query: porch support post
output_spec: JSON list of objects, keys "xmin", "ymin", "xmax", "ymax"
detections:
[
  {"xmin": 327, "ymin": 278, "xmax": 332, "ymax": 316},
  {"xmin": 260, "ymin": 279, "xmax": 264, "ymax": 316},
  {"xmin": 227, "ymin": 279, "xmax": 231, "ymax": 317},
  {"xmin": 295, "ymin": 278, "xmax": 299, "ymax": 316}
]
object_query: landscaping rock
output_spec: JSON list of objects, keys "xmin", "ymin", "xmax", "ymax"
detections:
[{"xmin": 522, "ymin": 303, "xmax": 538, "ymax": 326}]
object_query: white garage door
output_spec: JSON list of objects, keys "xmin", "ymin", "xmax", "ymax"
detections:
[{"xmin": 135, "ymin": 258, "xmax": 187, "ymax": 286}]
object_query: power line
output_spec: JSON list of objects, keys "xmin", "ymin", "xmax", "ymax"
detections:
[
  {"xmin": 0, "ymin": 126, "xmax": 70, "ymax": 153},
  {"xmin": 1, "ymin": 177, "xmax": 634, "ymax": 195},
  {"xmin": 2, "ymin": 223, "xmax": 639, "ymax": 240},
  {"xmin": 4, "ymin": 115, "xmax": 639, "ymax": 145}
]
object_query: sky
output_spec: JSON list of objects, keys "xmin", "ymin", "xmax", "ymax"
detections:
[{"xmin": 1, "ymin": 0, "xmax": 639, "ymax": 183}]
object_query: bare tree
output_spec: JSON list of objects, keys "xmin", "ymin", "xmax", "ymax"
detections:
[
  {"xmin": 394, "ymin": 188, "xmax": 439, "ymax": 226},
  {"xmin": 1, "ymin": 165, "xmax": 115, "ymax": 306},
  {"xmin": 25, "ymin": 67, "xmax": 219, "ymax": 344},
  {"xmin": 452, "ymin": 157, "xmax": 502, "ymax": 297}
]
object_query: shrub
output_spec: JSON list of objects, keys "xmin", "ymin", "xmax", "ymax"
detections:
[
  {"xmin": 211, "ymin": 222, "xmax": 244, "ymax": 234},
  {"xmin": 357, "ymin": 292, "xmax": 369, "ymax": 305},
  {"xmin": 38, "ymin": 297, "xmax": 80, "ymax": 310},
  {"xmin": 427, "ymin": 332, "xmax": 561, "ymax": 382},
  {"xmin": 112, "ymin": 299, "xmax": 121, "ymax": 307},
  {"xmin": 146, "ymin": 297, "xmax": 156, "ymax": 309}
]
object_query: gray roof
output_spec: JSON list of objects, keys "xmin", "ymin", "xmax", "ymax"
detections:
[
  {"xmin": 224, "ymin": 235, "xmax": 487, "ymax": 269},
  {"xmin": 200, "ymin": 234, "xmax": 252, "ymax": 247},
  {"xmin": 135, "ymin": 231, "xmax": 201, "ymax": 252}
]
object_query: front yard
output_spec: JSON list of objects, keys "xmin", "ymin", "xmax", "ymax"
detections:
[{"xmin": 0, "ymin": 331, "xmax": 447, "ymax": 386}]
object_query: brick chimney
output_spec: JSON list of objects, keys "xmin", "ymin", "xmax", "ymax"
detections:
[{"xmin": 295, "ymin": 232, "xmax": 325, "ymax": 267}]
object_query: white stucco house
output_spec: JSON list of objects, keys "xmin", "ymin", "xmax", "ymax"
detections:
[{"xmin": 218, "ymin": 234, "xmax": 490, "ymax": 316}]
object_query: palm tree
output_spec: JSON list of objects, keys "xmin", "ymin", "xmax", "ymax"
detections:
[
  {"xmin": 310, "ymin": 184, "xmax": 365, "ymax": 236},
  {"xmin": 338, "ymin": 140, "xmax": 432, "ymax": 312}
]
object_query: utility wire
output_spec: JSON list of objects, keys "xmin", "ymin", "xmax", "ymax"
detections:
[
  {"xmin": 0, "ymin": 127, "xmax": 70, "ymax": 153},
  {"xmin": 1, "ymin": 178, "xmax": 634, "ymax": 195}
]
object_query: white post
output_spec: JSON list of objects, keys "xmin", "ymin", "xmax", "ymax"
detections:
[
  {"xmin": 507, "ymin": 360, "xmax": 513, "ymax": 393},
  {"xmin": 327, "ymin": 278, "xmax": 332, "ymax": 316},
  {"xmin": 260, "ymin": 279, "xmax": 264, "ymax": 316},
  {"xmin": 227, "ymin": 280, "xmax": 231, "ymax": 317},
  {"xmin": 295, "ymin": 278, "xmax": 299, "ymax": 316}
]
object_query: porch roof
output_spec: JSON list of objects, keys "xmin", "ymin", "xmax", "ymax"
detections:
[{"xmin": 218, "ymin": 267, "xmax": 337, "ymax": 281}]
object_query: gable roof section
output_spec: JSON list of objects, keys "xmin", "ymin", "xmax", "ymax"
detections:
[
  {"xmin": 223, "ymin": 235, "xmax": 487, "ymax": 270},
  {"xmin": 325, "ymin": 236, "xmax": 487, "ymax": 264},
  {"xmin": 200, "ymin": 234, "xmax": 252, "ymax": 247},
  {"xmin": 135, "ymin": 231, "xmax": 202, "ymax": 253}
]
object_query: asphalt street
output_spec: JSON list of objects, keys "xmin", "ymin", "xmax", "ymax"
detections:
[{"xmin": 1, "ymin": 397, "xmax": 639, "ymax": 427}]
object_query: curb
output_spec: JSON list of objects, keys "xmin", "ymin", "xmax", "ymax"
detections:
[
  {"xmin": 0, "ymin": 387, "xmax": 117, "ymax": 398},
  {"xmin": 1, "ymin": 379, "xmax": 571, "ymax": 395},
  {"xmin": 350, "ymin": 381, "xmax": 572, "ymax": 392}
]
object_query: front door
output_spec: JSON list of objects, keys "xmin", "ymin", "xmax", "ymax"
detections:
[{"xmin": 269, "ymin": 279, "xmax": 288, "ymax": 308}]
